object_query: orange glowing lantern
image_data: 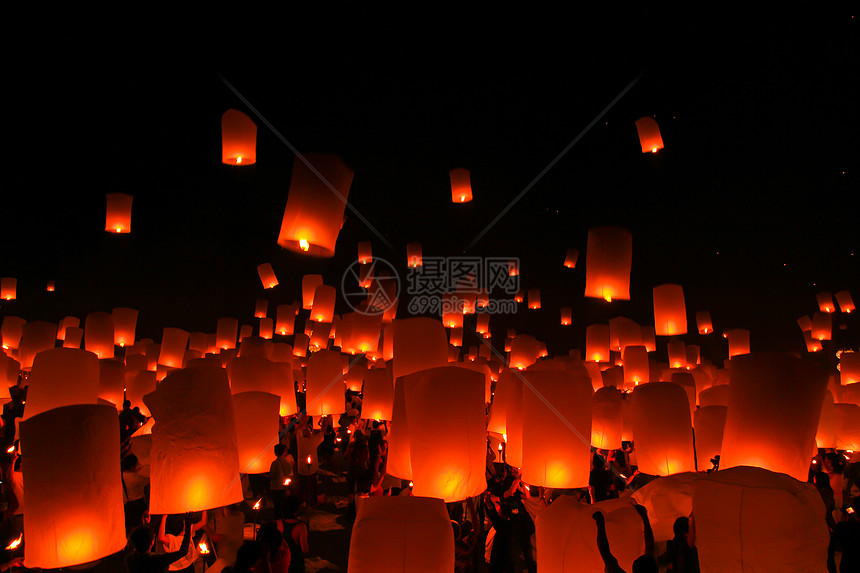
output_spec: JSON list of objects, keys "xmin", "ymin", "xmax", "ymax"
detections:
[
  {"xmin": 586, "ymin": 324, "xmax": 610, "ymax": 363},
  {"xmin": 686, "ymin": 345, "xmax": 700, "ymax": 368},
  {"xmin": 816, "ymin": 291, "xmax": 835, "ymax": 313},
  {"xmin": 564, "ymin": 247, "xmax": 579, "ymax": 268},
  {"xmin": 522, "ymin": 370, "xmax": 592, "ymax": 488},
  {"xmin": 105, "ymin": 193, "xmax": 133, "ymax": 233},
  {"xmin": 406, "ymin": 366, "xmax": 486, "ymax": 501},
  {"xmin": 815, "ymin": 391, "xmax": 837, "ymax": 449},
  {"xmin": 803, "ymin": 330, "xmax": 823, "ymax": 353},
  {"xmin": 406, "ymin": 242, "xmax": 422, "ymax": 267},
  {"xmin": 560, "ymin": 307, "xmax": 572, "ymax": 326},
  {"xmin": 277, "ymin": 154, "xmax": 353, "ymax": 257},
  {"xmin": 357, "ymin": 241, "xmax": 373, "ymax": 264},
  {"xmin": 631, "ymin": 472, "xmax": 701, "ymax": 543},
  {"xmin": 476, "ymin": 312, "xmax": 491, "ymax": 334},
  {"xmin": 20, "ymin": 404, "xmax": 126, "ymax": 569},
  {"xmin": 631, "ymin": 381, "xmax": 696, "ymax": 476},
  {"xmin": 259, "ymin": 318, "xmax": 274, "ymax": 340},
  {"xmin": 797, "ymin": 315, "xmax": 813, "ymax": 332},
  {"xmin": 696, "ymin": 311, "xmax": 713, "ymax": 334},
  {"xmin": 84, "ymin": 311, "xmax": 114, "ymax": 359},
  {"xmin": 834, "ymin": 403, "xmax": 860, "ymax": 451},
  {"xmin": 448, "ymin": 327, "xmax": 463, "ymax": 347},
  {"xmin": 592, "ymin": 386, "xmax": 623, "ymax": 450},
  {"xmin": 527, "ymin": 288, "xmax": 541, "ymax": 309},
  {"xmin": 635, "ymin": 116, "xmax": 664, "ymax": 153},
  {"xmin": 694, "ymin": 405, "xmax": 727, "ymax": 471},
  {"xmin": 23, "ymin": 348, "xmax": 99, "ymax": 420},
  {"xmin": 725, "ymin": 328, "xmax": 750, "ymax": 358},
  {"xmin": 275, "ymin": 303, "xmax": 297, "ymax": 336},
  {"xmin": 391, "ymin": 318, "xmax": 449, "ymax": 383},
  {"xmin": 18, "ymin": 321, "xmax": 57, "ymax": 370},
  {"xmin": 301, "ymin": 275, "xmax": 323, "ymax": 310},
  {"xmin": 510, "ymin": 334, "xmax": 541, "ymax": 370},
  {"xmin": 221, "ymin": 108, "xmax": 256, "ymax": 165},
  {"xmin": 622, "ymin": 345, "xmax": 649, "ymax": 387},
  {"xmin": 693, "ymin": 466, "xmax": 830, "ymax": 573},
  {"xmin": 112, "ymin": 307, "xmax": 138, "ymax": 348},
  {"xmin": 841, "ymin": 351, "xmax": 860, "ymax": 384},
  {"xmin": 1, "ymin": 316, "xmax": 25, "ymax": 350},
  {"xmin": 584, "ymin": 226, "xmax": 632, "ymax": 302},
  {"xmin": 698, "ymin": 384, "xmax": 730, "ymax": 407},
  {"xmin": 232, "ymin": 391, "xmax": 280, "ymax": 474},
  {"xmin": 46, "ymin": 280, "xmax": 54, "ymax": 292},
  {"xmin": 508, "ymin": 260, "xmax": 519, "ymax": 277},
  {"xmin": 310, "ymin": 285, "xmax": 336, "ymax": 323},
  {"xmin": 216, "ymin": 317, "xmax": 239, "ymax": 350},
  {"xmin": 653, "ymin": 284, "xmax": 687, "ymax": 336},
  {"xmin": 362, "ymin": 367, "xmax": 394, "ymax": 421},
  {"xmin": 720, "ymin": 353, "xmax": 827, "ymax": 481},
  {"xmin": 254, "ymin": 299, "xmax": 268, "ymax": 319},
  {"xmin": 348, "ymin": 496, "xmax": 454, "ymax": 573},
  {"xmin": 144, "ymin": 366, "xmax": 244, "ymax": 513},
  {"xmin": 305, "ymin": 349, "xmax": 346, "ymax": 417},
  {"xmin": 239, "ymin": 324, "xmax": 253, "ymax": 343},
  {"xmin": 0, "ymin": 278, "xmax": 16, "ymax": 301},
  {"xmin": 667, "ymin": 339, "xmax": 686, "ymax": 369},
  {"xmin": 811, "ymin": 312, "xmax": 832, "ymax": 341},
  {"xmin": 158, "ymin": 327, "xmax": 189, "ymax": 368},
  {"xmin": 63, "ymin": 326, "xmax": 84, "ymax": 349},
  {"xmin": 98, "ymin": 359, "xmax": 125, "ymax": 408},
  {"xmin": 835, "ymin": 290, "xmax": 855, "ymax": 313},
  {"xmin": 293, "ymin": 333, "xmax": 309, "ymax": 357},
  {"xmin": 56, "ymin": 316, "xmax": 79, "ymax": 341},
  {"xmin": 449, "ymin": 167, "xmax": 473, "ymax": 203},
  {"xmin": 257, "ymin": 263, "xmax": 279, "ymax": 289}
]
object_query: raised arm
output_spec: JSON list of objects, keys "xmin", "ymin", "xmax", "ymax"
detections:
[
  {"xmin": 634, "ymin": 504, "xmax": 655, "ymax": 559},
  {"xmin": 592, "ymin": 511, "xmax": 625, "ymax": 573}
]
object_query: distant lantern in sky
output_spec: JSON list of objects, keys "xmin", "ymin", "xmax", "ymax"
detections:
[
  {"xmin": 0, "ymin": 277, "xmax": 16, "ymax": 300},
  {"xmin": 508, "ymin": 260, "xmax": 519, "ymax": 277},
  {"xmin": 586, "ymin": 324, "xmax": 610, "ymax": 363},
  {"xmin": 277, "ymin": 154, "xmax": 353, "ymax": 257},
  {"xmin": 841, "ymin": 351, "xmax": 860, "ymax": 384},
  {"xmin": 357, "ymin": 241, "xmax": 372, "ymax": 264},
  {"xmin": 725, "ymin": 328, "xmax": 750, "ymax": 358},
  {"xmin": 667, "ymin": 339, "xmax": 687, "ymax": 369},
  {"xmin": 816, "ymin": 292, "xmax": 835, "ymax": 313},
  {"xmin": 221, "ymin": 108, "xmax": 256, "ymax": 165},
  {"xmin": 696, "ymin": 311, "xmax": 713, "ymax": 334},
  {"xmin": 406, "ymin": 242, "xmax": 422, "ymax": 268},
  {"xmin": 305, "ymin": 349, "xmax": 346, "ymax": 417},
  {"xmin": 509, "ymin": 334, "xmax": 541, "ymax": 370},
  {"xmin": 112, "ymin": 307, "xmax": 138, "ymax": 348},
  {"xmin": 449, "ymin": 167, "xmax": 473, "ymax": 203},
  {"xmin": 105, "ymin": 193, "xmax": 133, "ymax": 234},
  {"xmin": 653, "ymin": 284, "xmax": 688, "ymax": 336},
  {"xmin": 257, "ymin": 263, "xmax": 279, "ymax": 289},
  {"xmin": 311, "ymin": 284, "xmax": 336, "ymax": 323},
  {"xmin": 592, "ymin": 387, "xmax": 624, "ymax": 450},
  {"xmin": 527, "ymin": 288, "xmax": 541, "ymax": 309},
  {"xmin": 216, "ymin": 317, "xmax": 239, "ymax": 350},
  {"xmin": 254, "ymin": 299, "xmax": 268, "ymax": 319},
  {"xmin": 275, "ymin": 304, "xmax": 296, "ymax": 336},
  {"xmin": 18, "ymin": 321, "xmax": 57, "ymax": 370},
  {"xmin": 85, "ymin": 311, "xmax": 115, "ymax": 359},
  {"xmin": 584, "ymin": 226, "xmax": 633, "ymax": 302},
  {"xmin": 158, "ymin": 327, "xmax": 190, "ymax": 369},
  {"xmin": 811, "ymin": 312, "xmax": 832, "ymax": 341},
  {"xmin": 622, "ymin": 345, "xmax": 649, "ymax": 387},
  {"xmin": 362, "ymin": 367, "xmax": 394, "ymax": 421},
  {"xmin": 560, "ymin": 307, "xmax": 572, "ymax": 326},
  {"xmin": 564, "ymin": 248, "xmax": 579, "ymax": 268},
  {"xmin": 635, "ymin": 116, "xmax": 664, "ymax": 153},
  {"xmin": 46, "ymin": 280, "xmax": 55, "ymax": 292},
  {"xmin": 835, "ymin": 290, "xmax": 855, "ymax": 313}
]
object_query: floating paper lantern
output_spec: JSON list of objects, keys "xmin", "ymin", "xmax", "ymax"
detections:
[
  {"xmin": 221, "ymin": 108, "xmax": 256, "ymax": 165},
  {"xmin": 216, "ymin": 317, "xmax": 239, "ymax": 350},
  {"xmin": 144, "ymin": 366, "xmax": 244, "ymax": 513},
  {"xmin": 698, "ymin": 384, "xmax": 730, "ymax": 407},
  {"xmin": 450, "ymin": 167, "xmax": 472, "ymax": 203},
  {"xmin": 361, "ymin": 367, "xmax": 394, "ymax": 421},
  {"xmin": 1, "ymin": 316, "xmax": 25, "ymax": 350},
  {"xmin": 98, "ymin": 359, "xmax": 125, "ymax": 408},
  {"xmin": 112, "ymin": 307, "xmax": 138, "ymax": 347},
  {"xmin": 622, "ymin": 345, "xmax": 649, "ymax": 387},
  {"xmin": 105, "ymin": 193, "xmax": 133, "ymax": 233},
  {"xmin": 803, "ymin": 330, "xmax": 823, "ymax": 353},
  {"xmin": 841, "ymin": 351, "xmax": 860, "ymax": 384},
  {"xmin": 158, "ymin": 327, "xmax": 189, "ymax": 368},
  {"xmin": 631, "ymin": 382, "xmax": 696, "ymax": 476},
  {"xmin": 812, "ymin": 311, "xmax": 832, "ymax": 341},
  {"xmin": 309, "ymin": 285, "xmax": 336, "ymax": 323},
  {"xmin": 448, "ymin": 327, "xmax": 463, "ymax": 347},
  {"xmin": 63, "ymin": 326, "xmax": 84, "ymax": 349},
  {"xmin": 631, "ymin": 472, "xmax": 701, "ymax": 542},
  {"xmin": 348, "ymin": 496, "xmax": 454, "ymax": 573},
  {"xmin": 559, "ymin": 307, "xmax": 572, "ymax": 326},
  {"xmin": 797, "ymin": 315, "xmax": 813, "ymax": 332},
  {"xmin": 293, "ymin": 333, "xmax": 309, "ymax": 357},
  {"xmin": 514, "ymin": 289, "xmax": 524, "ymax": 303},
  {"xmin": 653, "ymin": 284, "xmax": 687, "ymax": 336},
  {"xmin": 834, "ymin": 403, "xmax": 860, "ymax": 451},
  {"xmin": 522, "ymin": 370, "xmax": 592, "ymax": 488},
  {"xmin": 686, "ymin": 345, "xmax": 700, "ymax": 368},
  {"xmin": 253, "ymin": 299, "xmax": 268, "ymax": 319},
  {"xmin": 406, "ymin": 366, "xmax": 486, "ymax": 501},
  {"xmin": 725, "ymin": 328, "xmax": 750, "ymax": 358},
  {"xmin": 564, "ymin": 247, "xmax": 579, "ymax": 268},
  {"xmin": 835, "ymin": 290, "xmax": 855, "ymax": 313},
  {"xmin": 18, "ymin": 321, "xmax": 57, "ymax": 370},
  {"xmin": 635, "ymin": 116, "xmax": 664, "ymax": 153},
  {"xmin": 45, "ymin": 279, "xmax": 55, "ymax": 292},
  {"xmin": 305, "ymin": 349, "xmax": 346, "ymax": 417},
  {"xmin": 20, "ymin": 404, "xmax": 125, "ymax": 569},
  {"xmin": 476, "ymin": 312, "xmax": 491, "ymax": 334},
  {"xmin": 510, "ymin": 334, "xmax": 541, "ymax": 370},
  {"xmin": 816, "ymin": 291, "xmax": 835, "ymax": 313},
  {"xmin": 0, "ymin": 277, "xmax": 16, "ymax": 301},
  {"xmin": 391, "ymin": 318, "xmax": 449, "ymax": 382},
  {"xmin": 815, "ymin": 391, "xmax": 837, "ymax": 449},
  {"xmin": 356, "ymin": 241, "xmax": 373, "ymax": 265},
  {"xmin": 257, "ymin": 263, "xmax": 279, "ymax": 289},
  {"xmin": 300, "ymin": 275, "xmax": 323, "ymax": 311},
  {"xmin": 84, "ymin": 311, "xmax": 114, "ymax": 359},
  {"xmin": 508, "ymin": 260, "xmax": 519, "ymax": 277},
  {"xmin": 592, "ymin": 387, "xmax": 623, "ymax": 450},
  {"xmin": 259, "ymin": 318, "xmax": 273, "ymax": 340},
  {"xmin": 23, "ymin": 348, "xmax": 99, "ymax": 420},
  {"xmin": 56, "ymin": 316, "xmax": 79, "ymax": 341},
  {"xmin": 694, "ymin": 405, "xmax": 727, "ymax": 471},
  {"xmin": 275, "ymin": 303, "xmax": 296, "ymax": 336},
  {"xmin": 584, "ymin": 226, "xmax": 632, "ymax": 302},
  {"xmin": 667, "ymin": 339, "xmax": 686, "ymax": 369},
  {"xmin": 720, "ymin": 353, "xmax": 827, "ymax": 481},
  {"xmin": 696, "ymin": 311, "xmax": 713, "ymax": 334},
  {"xmin": 232, "ymin": 391, "xmax": 280, "ymax": 474},
  {"xmin": 277, "ymin": 154, "xmax": 353, "ymax": 256},
  {"xmin": 527, "ymin": 288, "xmax": 541, "ymax": 309},
  {"xmin": 406, "ymin": 242, "xmax": 422, "ymax": 267},
  {"xmin": 693, "ymin": 466, "xmax": 829, "ymax": 573},
  {"xmin": 586, "ymin": 324, "xmax": 610, "ymax": 363}
]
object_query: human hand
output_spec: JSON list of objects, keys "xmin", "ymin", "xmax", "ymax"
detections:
[{"xmin": 592, "ymin": 511, "xmax": 605, "ymax": 523}]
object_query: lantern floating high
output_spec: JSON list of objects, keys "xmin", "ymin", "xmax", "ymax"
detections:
[
  {"xmin": 725, "ymin": 328, "xmax": 750, "ymax": 358},
  {"xmin": 584, "ymin": 226, "xmax": 632, "ymax": 302},
  {"xmin": 564, "ymin": 247, "xmax": 579, "ymax": 268},
  {"xmin": 257, "ymin": 263, "xmax": 279, "ymax": 289},
  {"xmin": 105, "ymin": 193, "xmax": 133, "ymax": 233},
  {"xmin": 527, "ymin": 288, "xmax": 541, "ymax": 309},
  {"xmin": 635, "ymin": 116, "xmax": 664, "ymax": 153},
  {"xmin": 275, "ymin": 303, "xmax": 296, "ymax": 336},
  {"xmin": 449, "ymin": 167, "xmax": 473, "ymax": 203},
  {"xmin": 653, "ymin": 284, "xmax": 687, "ymax": 336},
  {"xmin": 696, "ymin": 311, "xmax": 713, "ymax": 334},
  {"xmin": 18, "ymin": 321, "xmax": 57, "ymax": 371},
  {"xmin": 0, "ymin": 278, "xmax": 16, "ymax": 301},
  {"xmin": 835, "ymin": 290, "xmax": 855, "ymax": 313},
  {"xmin": 811, "ymin": 312, "xmax": 832, "ymax": 341},
  {"xmin": 406, "ymin": 242, "xmax": 423, "ymax": 268},
  {"xmin": 622, "ymin": 345, "xmax": 649, "ymax": 387},
  {"xmin": 112, "ymin": 307, "xmax": 138, "ymax": 348},
  {"xmin": 216, "ymin": 317, "xmax": 239, "ymax": 350},
  {"xmin": 311, "ymin": 284, "xmax": 336, "ymax": 323},
  {"xmin": 84, "ymin": 311, "xmax": 115, "ymax": 359},
  {"xmin": 221, "ymin": 108, "xmax": 256, "ymax": 166},
  {"xmin": 560, "ymin": 307, "xmax": 572, "ymax": 326},
  {"xmin": 586, "ymin": 324, "xmax": 610, "ymax": 363}
]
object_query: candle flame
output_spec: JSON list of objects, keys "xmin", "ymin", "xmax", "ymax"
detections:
[
  {"xmin": 236, "ymin": 156, "xmax": 242, "ymax": 164},
  {"xmin": 6, "ymin": 445, "xmax": 14, "ymax": 454},
  {"xmin": 6, "ymin": 533, "xmax": 22, "ymax": 550},
  {"xmin": 198, "ymin": 541, "xmax": 210, "ymax": 554},
  {"xmin": 284, "ymin": 478, "xmax": 291, "ymax": 486},
  {"xmin": 307, "ymin": 455, "xmax": 312, "ymax": 464},
  {"xmin": 603, "ymin": 293, "xmax": 612, "ymax": 302},
  {"xmin": 408, "ymin": 481, "xmax": 413, "ymax": 487},
  {"xmin": 253, "ymin": 499, "xmax": 261, "ymax": 510},
  {"xmin": 299, "ymin": 238, "xmax": 310, "ymax": 252}
]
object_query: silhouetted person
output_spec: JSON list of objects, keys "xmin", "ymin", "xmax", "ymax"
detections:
[
  {"xmin": 665, "ymin": 516, "xmax": 699, "ymax": 573},
  {"xmin": 127, "ymin": 513, "xmax": 192, "ymax": 573}
]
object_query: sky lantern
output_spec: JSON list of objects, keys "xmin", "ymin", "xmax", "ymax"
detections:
[
  {"xmin": 815, "ymin": 391, "xmax": 837, "ymax": 449},
  {"xmin": 816, "ymin": 291, "xmax": 835, "ymax": 313},
  {"xmin": 259, "ymin": 317, "xmax": 274, "ymax": 339},
  {"xmin": 449, "ymin": 327, "xmax": 463, "ymax": 347},
  {"xmin": 112, "ymin": 307, "xmax": 138, "ymax": 347},
  {"xmin": 725, "ymin": 328, "xmax": 750, "ymax": 358},
  {"xmin": 564, "ymin": 247, "xmax": 579, "ymax": 268},
  {"xmin": 584, "ymin": 226, "xmax": 632, "ymax": 302},
  {"xmin": 508, "ymin": 259, "xmax": 519, "ymax": 277},
  {"xmin": 104, "ymin": 192, "xmax": 133, "ymax": 233},
  {"xmin": 311, "ymin": 284, "xmax": 336, "ymax": 323},
  {"xmin": 84, "ymin": 311, "xmax": 114, "ymax": 359},
  {"xmin": 277, "ymin": 154, "xmax": 353, "ymax": 257},
  {"xmin": 362, "ymin": 367, "xmax": 394, "ymax": 420},
  {"xmin": 834, "ymin": 403, "xmax": 860, "ymax": 451},
  {"xmin": 802, "ymin": 330, "xmax": 822, "ymax": 353},
  {"xmin": 635, "ymin": 116, "xmax": 664, "ymax": 153},
  {"xmin": 835, "ymin": 289, "xmax": 855, "ymax": 313},
  {"xmin": 667, "ymin": 339, "xmax": 686, "ymax": 369},
  {"xmin": 216, "ymin": 317, "xmax": 239, "ymax": 350},
  {"xmin": 20, "ymin": 404, "xmax": 125, "ymax": 569},
  {"xmin": 23, "ymin": 348, "xmax": 100, "ymax": 421},
  {"xmin": 63, "ymin": 326, "xmax": 84, "ymax": 349},
  {"xmin": 797, "ymin": 315, "xmax": 813, "ymax": 333},
  {"xmin": 406, "ymin": 366, "xmax": 486, "ymax": 501},
  {"xmin": 592, "ymin": 386, "xmax": 623, "ymax": 450},
  {"xmin": 693, "ymin": 466, "xmax": 829, "ymax": 573},
  {"xmin": 510, "ymin": 334, "xmax": 541, "ymax": 370},
  {"xmin": 126, "ymin": 370, "xmax": 156, "ymax": 415},
  {"xmin": 0, "ymin": 278, "xmax": 18, "ymax": 303},
  {"xmin": 653, "ymin": 284, "xmax": 687, "ymax": 336},
  {"xmin": 698, "ymin": 384, "xmax": 730, "ymax": 407},
  {"xmin": 257, "ymin": 263, "xmax": 279, "ymax": 289},
  {"xmin": 720, "ymin": 353, "xmax": 827, "ymax": 481},
  {"xmin": 309, "ymin": 321, "xmax": 332, "ymax": 351},
  {"xmin": 406, "ymin": 242, "xmax": 422, "ymax": 267},
  {"xmin": 522, "ymin": 370, "xmax": 592, "ymax": 488},
  {"xmin": 239, "ymin": 324, "xmax": 253, "ymax": 342},
  {"xmin": 1, "ymin": 316, "xmax": 24, "ymax": 351},
  {"xmin": 527, "ymin": 288, "xmax": 541, "ymax": 309},
  {"xmin": 631, "ymin": 472, "xmax": 701, "ymax": 543},
  {"xmin": 275, "ymin": 303, "xmax": 296, "ymax": 336},
  {"xmin": 840, "ymin": 351, "xmax": 860, "ymax": 384},
  {"xmin": 586, "ymin": 324, "xmax": 610, "ymax": 363},
  {"xmin": 18, "ymin": 321, "xmax": 57, "ymax": 370},
  {"xmin": 293, "ymin": 333, "xmax": 309, "ymax": 357},
  {"xmin": 348, "ymin": 496, "xmax": 454, "ymax": 573},
  {"xmin": 811, "ymin": 312, "xmax": 832, "ymax": 341},
  {"xmin": 391, "ymin": 318, "xmax": 449, "ymax": 383},
  {"xmin": 1, "ymin": 354, "xmax": 19, "ymax": 395},
  {"xmin": 622, "ymin": 345, "xmax": 649, "ymax": 387},
  {"xmin": 305, "ymin": 349, "xmax": 346, "ymax": 417},
  {"xmin": 144, "ymin": 366, "xmax": 244, "ymax": 513},
  {"xmin": 158, "ymin": 327, "xmax": 189, "ymax": 368},
  {"xmin": 188, "ymin": 332, "xmax": 209, "ymax": 355},
  {"xmin": 232, "ymin": 391, "xmax": 280, "ymax": 474},
  {"xmin": 560, "ymin": 307, "xmax": 572, "ymax": 326},
  {"xmin": 56, "ymin": 316, "xmax": 79, "ymax": 341},
  {"xmin": 476, "ymin": 312, "xmax": 491, "ymax": 334},
  {"xmin": 631, "ymin": 381, "xmax": 696, "ymax": 476},
  {"xmin": 694, "ymin": 405, "xmax": 727, "ymax": 471},
  {"xmin": 357, "ymin": 241, "xmax": 373, "ymax": 264},
  {"xmin": 254, "ymin": 298, "xmax": 268, "ymax": 319},
  {"xmin": 449, "ymin": 167, "xmax": 472, "ymax": 203},
  {"xmin": 514, "ymin": 289, "xmax": 524, "ymax": 303},
  {"xmin": 696, "ymin": 311, "xmax": 713, "ymax": 334},
  {"xmin": 221, "ymin": 108, "xmax": 256, "ymax": 165},
  {"xmin": 98, "ymin": 359, "xmax": 125, "ymax": 409},
  {"xmin": 302, "ymin": 275, "xmax": 323, "ymax": 310},
  {"xmin": 685, "ymin": 345, "xmax": 700, "ymax": 368}
]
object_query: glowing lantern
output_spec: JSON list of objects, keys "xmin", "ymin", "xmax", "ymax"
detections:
[
  {"xmin": 216, "ymin": 317, "xmax": 239, "ymax": 350},
  {"xmin": 355, "ymin": 240, "xmax": 373, "ymax": 265},
  {"xmin": 0, "ymin": 278, "xmax": 16, "ymax": 301},
  {"xmin": 23, "ymin": 348, "xmax": 99, "ymax": 420},
  {"xmin": 720, "ymin": 353, "xmax": 827, "ymax": 481},
  {"xmin": 815, "ymin": 291, "xmax": 834, "ymax": 313},
  {"xmin": 406, "ymin": 242, "xmax": 422, "ymax": 267},
  {"xmin": 46, "ymin": 280, "xmax": 55, "ymax": 292},
  {"xmin": 693, "ymin": 466, "xmax": 829, "ymax": 573},
  {"xmin": 631, "ymin": 472, "xmax": 701, "ymax": 542},
  {"xmin": 449, "ymin": 167, "xmax": 472, "ymax": 203},
  {"xmin": 696, "ymin": 311, "xmax": 713, "ymax": 334},
  {"xmin": 803, "ymin": 330, "xmax": 823, "ymax": 353},
  {"xmin": 257, "ymin": 263, "xmax": 279, "ymax": 289},
  {"xmin": 835, "ymin": 290, "xmax": 855, "ymax": 313},
  {"xmin": 238, "ymin": 324, "xmax": 253, "ymax": 343},
  {"xmin": 698, "ymin": 384, "xmax": 730, "ymax": 407},
  {"xmin": 667, "ymin": 339, "xmax": 686, "ymax": 369},
  {"xmin": 293, "ymin": 333, "xmax": 309, "ymax": 357},
  {"xmin": 305, "ymin": 349, "xmax": 345, "ymax": 417},
  {"xmin": 157, "ymin": 327, "xmax": 189, "ymax": 368},
  {"xmin": 310, "ymin": 284, "xmax": 336, "ymax": 323},
  {"xmin": 63, "ymin": 326, "xmax": 84, "ymax": 349},
  {"xmin": 584, "ymin": 226, "xmax": 632, "ymax": 302},
  {"xmin": 653, "ymin": 284, "xmax": 687, "ymax": 336},
  {"xmin": 841, "ymin": 351, "xmax": 860, "ymax": 384},
  {"xmin": 476, "ymin": 290, "xmax": 489, "ymax": 309},
  {"xmin": 20, "ymin": 404, "xmax": 125, "ymax": 569},
  {"xmin": 725, "ymin": 328, "xmax": 750, "ymax": 357},
  {"xmin": 98, "ymin": 359, "xmax": 125, "ymax": 408},
  {"xmin": 612, "ymin": 317, "xmax": 642, "ymax": 352},
  {"xmin": 622, "ymin": 345, "xmax": 649, "ymax": 387},
  {"xmin": 275, "ymin": 304, "xmax": 296, "ymax": 336},
  {"xmin": 299, "ymin": 275, "xmax": 322, "ymax": 311},
  {"xmin": 522, "ymin": 370, "xmax": 592, "ymax": 488},
  {"xmin": 18, "ymin": 321, "xmax": 57, "ymax": 370},
  {"xmin": 406, "ymin": 366, "xmax": 486, "ymax": 501},
  {"xmin": 84, "ymin": 311, "xmax": 114, "ymax": 359},
  {"xmin": 391, "ymin": 318, "xmax": 448, "ymax": 383},
  {"xmin": 514, "ymin": 289, "xmax": 524, "ymax": 303},
  {"xmin": 510, "ymin": 334, "xmax": 541, "ymax": 370},
  {"xmin": 508, "ymin": 260, "xmax": 519, "ymax": 277},
  {"xmin": 112, "ymin": 307, "xmax": 138, "ymax": 347},
  {"xmin": 144, "ymin": 366, "xmax": 244, "ymax": 513},
  {"xmin": 221, "ymin": 108, "xmax": 256, "ymax": 165},
  {"xmin": 686, "ymin": 345, "xmax": 700, "ymax": 368},
  {"xmin": 527, "ymin": 288, "xmax": 541, "ymax": 309},
  {"xmin": 56, "ymin": 316, "xmax": 79, "ymax": 341},
  {"xmin": 592, "ymin": 387, "xmax": 623, "ymax": 450},
  {"xmin": 476, "ymin": 313, "xmax": 491, "ymax": 334},
  {"xmin": 277, "ymin": 154, "xmax": 353, "ymax": 256},
  {"xmin": 630, "ymin": 382, "xmax": 696, "ymax": 476},
  {"xmin": 694, "ymin": 405, "xmax": 727, "ymax": 471},
  {"xmin": 362, "ymin": 367, "xmax": 394, "ymax": 420},
  {"xmin": 586, "ymin": 324, "xmax": 610, "ymax": 363},
  {"xmin": 348, "ymin": 496, "xmax": 454, "ymax": 573},
  {"xmin": 232, "ymin": 391, "xmax": 280, "ymax": 474},
  {"xmin": 811, "ymin": 312, "xmax": 832, "ymax": 341},
  {"xmin": 448, "ymin": 327, "xmax": 463, "ymax": 347},
  {"xmin": 258, "ymin": 318, "xmax": 273, "ymax": 340},
  {"xmin": 640, "ymin": 326, "xmax": 656, "ymax": 352},
  {"xmin": 103, "ymin": 193, "xmax": 134, "ymax": 235},
  {"xmin": 635, "ymin": 116, "xmax": 664, "ymax": 153},
  {"xmin": 797, "ymin": 315, "xmax": 813, "ymax": 332},
  {"xmin": 835, "ymin": 403, "xmax": 860, "ymax": 451},
  {"xmin": 815, "ymin": 391, "xmax": 837, "ymax": 449},
  {"xmin": 252, "ymin": 299, "xmax": 268, "ymax": 319},
  {"xmin": 563, "ymin": 247, "xmax": 579, "ymax": 268},
  {"xmin": 1, "ymin": 316, "xmax": 25, "ymax": 351}
]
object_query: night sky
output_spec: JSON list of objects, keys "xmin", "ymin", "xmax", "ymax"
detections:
[{"xmin": 2, "ymin": 7, "xmax": 857, "ymax": 365}]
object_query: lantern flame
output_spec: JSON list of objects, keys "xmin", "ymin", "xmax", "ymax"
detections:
[
  {"xmin": 253, "ymin": 498, "xmax": 261, "ymax": 510},
  {"xmin": 198, "ymin": 540, "xmax": 210, "ymax": 555},
  {"xmin": 236, "ymin": 156, "xmax": 242, "ymax": 164},
  {"xmin": 299, "ymin": 239, "xmax": 310, "ymax": 252},
  {"xmin": 6, "ymin": 533, "xmax": 22, "ymax": 550},
  {"xmin": 284, "ymin": 478, "xmax": 292, "ymax": 486},
  {"xmin": 6, "ymin": 445, "xmax": 14, "ymax": 454},
  {"xmin": 307, "ymin": 455, "xmax": 312, "ymax": 464},
  {"xmin": 408, "ymin": 481, "xmax": 413, "ymax": 487}
]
